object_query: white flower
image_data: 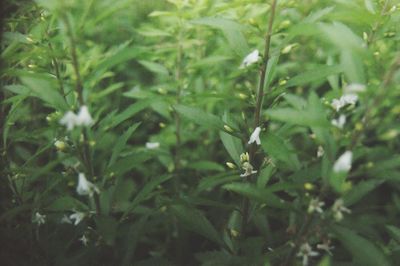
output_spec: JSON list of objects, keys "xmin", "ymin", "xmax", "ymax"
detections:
[
  {"xmin": 76, "ymin": 105, "xmax": 93, "ymax": 126},
  {"xmin": 333, "ymin": 151, "xmax": 353, "ymax": 173},
  {"xmin": 146, "ymin": 142, "xmax": 160, "ymax": 149},
  {"xmin": 332, "ymin": 198, "xmax": 351, "ymax": 221},
  {"xmin": 69, "ymin": 211, "xmax": 86, "ymax": 226},
  {"xmin": 76, "ymin": 173, "xmax": 99, "ymax": 197},
  {"xmin": 240, "ymin": 161, "xmax": 257, "ymax": 177},
  {"xmin": 317, "ymin": 241, "xmax": 334, "ymax": 255},
  {"xmin": 344, "ymin": 83, "xmax": 366, "ymax": 94},
  {"xmin": 341, "ymin": 94, "xmax": 358, "ymax": 105},
  {"xmin": 240, "ymin": 49, "xmax": 260, "ymax": 69},
  {"xmin": 248, "ymin": 127, "xmax": 262, "ymax": 145},
  {"xmin": 330, "ymin": 94, "xmax": 358, "ymax": 112},
  {"xmin": 33, "ymin": 212, "xmax": 46, "ymax": 225},
  {"xmin": 307, "ymin": 198, "xmax": 325, "ymax": 214},
  {"xmin": 297, "ymin": 243, "xmax": 319, "ymax": 266},
  {"xmin": 79, "ymin": 234, "xmax": 89, "ymax": 246},
  {"xmin": 61, "ymin": 214, "xmax": 72, "ymax": 224},
  {"xmin": 317, "ymin": 146, "xmax": 324, "ymax": 158},
  {"xmin": 331, "ymin": 114, "xmax": 346, "ymax": 129},
  {"xmin": 60, "ymin": 111, "xmax": 78, "ymax": 130}
]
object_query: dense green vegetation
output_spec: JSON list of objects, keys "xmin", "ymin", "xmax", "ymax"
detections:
[{"xmin": 1, "ymin": 0, "xmax": 400, "ymax": 265}]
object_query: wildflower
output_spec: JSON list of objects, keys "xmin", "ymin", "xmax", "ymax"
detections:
[
  {"xmin": 331, "ymin": 114, "xmax": 346, "ymax": 129},
  {"xmin": 146, "ymin": 142, "xmax": 160, "ymax": 149},
  {"xmin": 330, "ymin": 94, "xmax": 358, "ymax": 112},
  {"xmin": 317, "ymin": 146, "xmax": 324, "ymax": 158},
  {"xmin": 307, "ymin": 198, "xmax": 325, "ymax": 214},
  {"xmin": 60, "ymin": 111, "xmax": 78, "ymax": 130},
  {"xmin": 61, "ymin": 214, "xmax": 72, "ymax": 224},
  {"xmin": 240, "ymin": 152, "xmax": 250, "ymax": 164},
  {"xmin": 332, "ymin": 198, "xmax": 351, "ymax": 221},
  {"xmin": 226, "ymin": 162, "xmax": 236, "ymax": 169},
  {"xmin": 79, "ymin": 234, "xmax": 89, "ymax": 246},
  {"xmin": 54, "ymin": 140, "xmax": 67, "ymax": 151},
  {"xmin": 297, "ymin": 243, "xmax": 319, "ymax": 266},
  {"xmin": 76, "ymin": 106, "xmax": 93, "ymax": 126},
  {"xmin": 240, "ymin": 161, "xmax": 257, "ymax": 177},
  {"xmin": 76, "ymin": 173, "xmax": 99, "ymax": 197},
  {"xmin": 333, "ymin": 151, "xmax": 353, "ymax": 173},
  {"xmin": 317, "ymin": 240, "xmax": 334, "ymax": 255},
  {"xmin": 69, "ymin": 211, "xmax": 86, "ymax": 225},
  {"xmin": 33, "ymin": 212, "xmax": 46, "ymax": 225},
  {"xmin": 248, "ymin": 127, "xmax": 262, "ymax": 145},
  {"xmin": 240, "ymin": 49, "xmax": 260, "ymax": 69}
]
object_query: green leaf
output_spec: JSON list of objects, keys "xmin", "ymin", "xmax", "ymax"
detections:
[
  {"xmin": 257, "ymin": 164, "xmax": 275, "ymax": 188},
  {"xmin": 103, "ymin": 100, "xmax": 150, "ymax": 130},
  {"xmin": 108, "ymin": 122, "xmax": 141, "ymax": 167},
  {"xmin": 386, "ymin": 225, "xmax": 400, "ymax": 243},
  {"xmin": 170, "ymin": 204, "xmax": 223, "ymax": 246},
  {"xmin": 121, "ymin": 175, "xmax": 172, "ymax": 219},
  {"xmin": 261, "ymin": 132, "xmax": 300, "ymax": 170},
  {"xmin": 174, "ymin": 104, "xmax": 223, "ymax": 130},
  {"xmin": 264, "ymin": 55, "xmax": 280, "ymax": 89},
  {"xmin": 187, "ymin": 160, "xmax": 225, "ymax": 172},
  {"xmin": 19, "ymin": 73, "xmax": 68, "ymax": 110},
  {"xmin": 191, "ymin": 17, "xmax": 249, "ymax": 56},
  {"xmin": 47, "ymin": 196, "xmax": 89, "ymax": 211},
  {"xmin": 95, "ymin": 215, "xmax": 118, "ymax": 245},
  {"xmin": 223, "ymin": 183, "xmax": 287, "ymax": 209},
  {"xmin": 220, "ymin": 131, "xmax": 243, "ymax": 166},
  {"xmin": 332, "ymin": 225, "xmax": 390, "ymax": 266},
  {"xmin": 267, "ymin": 108, "xmax": 329, "ymax": 127},
  {"xmin": 197, "ymin": 174, "xmax": 241, "ymax": 192},
  {"xmin": 343, "ymin": 180, "xmax": 383, "ymax": 206},
  {"xmin": 138, "ymin": 60, "xmax": 169, "ymax": 76},
  {"xmin": 284, "ymin": 65, "xmax": 342, "ymax": 88}
]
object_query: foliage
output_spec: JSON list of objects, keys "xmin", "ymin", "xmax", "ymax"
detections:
[{"xmin": 1, "ymin": 0, "xmax": 400, "ymax": 265}]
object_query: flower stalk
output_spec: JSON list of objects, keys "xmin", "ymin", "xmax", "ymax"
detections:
[
  {"xmin": 240, "ymin": 0, "xmax": 278, "ymax": 241},
  {"xmin": 62, "ymin": 13, "xmax": 101, "ymax": 214}
]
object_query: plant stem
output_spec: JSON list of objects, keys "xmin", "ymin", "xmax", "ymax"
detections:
[
  {"xmin": 240, "ymin": 0, "xmax": 278, "ymax": 239},
  {"xmin": 350, "ymin": 54, "xmax": 400, "ymax": 149},
  {"xmin": 63, "ymin": 13, "xmax": 101, "ymax": 214}
]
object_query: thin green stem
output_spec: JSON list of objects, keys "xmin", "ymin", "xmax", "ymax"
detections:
[
  {"xmin": 240, "ymin": 0, "xmax": 278, "ymax": 240},
  {"xmin": 63, "ymin": 13, "xmax": 101, "ymax": 214}
]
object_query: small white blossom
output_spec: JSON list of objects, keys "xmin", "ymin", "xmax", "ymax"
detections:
[
  {"xmin": 61, "ymin": 214, "xmax": 72, "ymax": 224},
  {"xmin": 33, "ymin": 212, "xmax": 46, "ymax": 225},
  {"xmin": 341, "ymin": 94, "xmax": 358, "ymax": 105},
  {"xmin": 76, "ymin": 173, "xmax": 99, "ymax": 197},
  {"xmin": 317, "ymin": 241, "xmax": 334, "ymax": 255},
  {"xmin": 317, "ymin": 146, "xmax": 324, "ymax": 158},
  {"xmin": 240, "ymin": 49, "xmax": 260, "ymax": 69},
  {"xmin": 331, "ymin": 114, "xmax": 346, "ymax": 129},
  {"xmin": 307, "ymin": 198, "xmax": 325, "ymax": 214},
  {"xmin": 79, "ymin": 234, "xmax": 89, "ymax": 246},
  {"xmin": 60, "ymin": 111, "xmax": 78, "ymax": 130},
  {"xmin": 248, "ymin": 127, "xmax": 262, "ymax": 145},
  {"xmin": 333, "ymin": 151, "xmax": 353, "ymax": 173},
  {"xmin": 332, "ymin": 198, "xmax": 351, "ymax": 221},
  {"xmin": 240, "ymin": 161, "xmax": 257, "ymax": 177},
  {"xmin": 330, "ymin": 94, "xmax": 358, "ymax": 112},
  {"xmin": 297, "ymin": 243, "xmax": 319, "ymax": 266},
  {"xmin": 69, "ymin": 211, "xmax": 86, "ymax": 226},
  {"xmin": 76, "ymin": 106, "xmax": 93, "ymax": 126},
  {"xmin": 146, "ymin": 142, "xmax": 160, "ymax": 149}
]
